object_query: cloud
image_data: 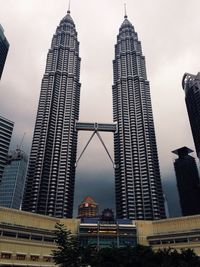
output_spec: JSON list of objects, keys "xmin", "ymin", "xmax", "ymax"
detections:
[{"xmin": 0, "ymin": 0, "xmax": 199, "ymax": 216}]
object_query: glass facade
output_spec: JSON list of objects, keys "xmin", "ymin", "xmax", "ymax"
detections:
[
  {"xmin": 0, "ymin": 149, "xmax": 28, "ymax": 209},
  {"xmin": 0, "ymin": 24, "xmax": 9, "ymax": 79},
  {"xmin": 0, "ymin": 116, "xmax": 14, "ymax": 182},
  {"xmin": 78, "ymin": 220, "xmax": 137, "ymax": 249},
  {"xmin": 182, "ymin": 73, "xmax": 200, "ymax": 159}
]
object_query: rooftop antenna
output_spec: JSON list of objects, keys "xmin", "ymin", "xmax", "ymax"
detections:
[
  {"xmin": 124, "ymin": 3, "xmax": 128, "ymax": 19},
  {"xmin": 67, "ymin": 0, "xmax": 71, "ymax": 14}
]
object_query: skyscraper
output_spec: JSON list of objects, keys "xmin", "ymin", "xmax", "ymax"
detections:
[
  {"xmin": 112, "ymin": 13, "xmax": 166, "ymax": 220},
  {"xmin": 182, "ymin": 73, "xmax": 200, "ymax": 159},
  {"xmin": 172, "ymin": 146, "xmax": 200, "ymax": 216},
  {"xmin": 0, "ymin": 24, "xmax": 9, "ymax": 80},
  {"xmin": 0, "ymin": 115, "xmax": 14, "ymax": 182},
  {"xmin": 22, "ymin": 9, "xmax": 81, "ymax": 218},
  {"xmin": 0, "ymin": 149, "xmax": 28, "ymax": 209}
]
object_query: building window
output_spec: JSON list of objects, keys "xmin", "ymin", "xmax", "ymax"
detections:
[
  {"xmin": 17, "ymin": 233, "xmax": 30, "ymax": 239},
  {"xmin": 43, "ymin": 256, "xmax": 52, "ymax": 262},
  {"xmin": 30, "ymin": 255, "xmax": 39, "ymax": 261},
  {"xmin": 31, "ymin": 235, "xmax": 43, "ymax": 241},
  {"xmin": 2, "ymin": 231, "xmax": 16, "ymax": 238},
  {"xmin": 1, "ymin": 253, "xmax": 11, "ymax": 259},
  {"xmin": 16, "ymin": 254, "xmax": 26, "ymax": 260},
  {"xmin": 174, "ymin": 238, "xmax": 188, "ymax": 244}
]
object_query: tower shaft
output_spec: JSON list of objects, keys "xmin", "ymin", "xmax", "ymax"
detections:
[
  {"xmin": 113, "ymin": 17, "xmax": 166, "ymax": 220},
  {"xmin": 22, "ymin": 12, "xmax": 81, "ymax": 218}
]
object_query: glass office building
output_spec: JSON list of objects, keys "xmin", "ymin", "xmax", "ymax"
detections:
[
  {"xmin": 0, "ymin": 115, "xmax": 14, "ymax": 182},
  {"xmin": 182, "ymin": 73, "xmax": 200, "ymax": 159},
  {"xmin": 0, "ymin": 149, "xmax": 28, "ymax": 209},
  {"xmin": 0, "ymin": 24, "xmax": 9, "ymax": 79}
]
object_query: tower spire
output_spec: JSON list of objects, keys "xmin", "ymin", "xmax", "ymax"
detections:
[
  {"xmin": 67, "ymin": 0, "xmax": 71, "ymax": 14},
  {"xmin": 124, "ymin": 3, "xmax": 127, "ymax": 19}
]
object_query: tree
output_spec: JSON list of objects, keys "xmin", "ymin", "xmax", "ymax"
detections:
[
  {"xmin": 51, "ymin": 225, "xmax": 200, "ymax": 267},
  {"xmin": 52, "ymin": 222, "xmax": 80, "ymax": 267}
]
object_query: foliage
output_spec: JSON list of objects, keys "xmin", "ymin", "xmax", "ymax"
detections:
[
  {"xmin": 52, "ymin": 224, "xmax": 200, "ymax": 267},
  {"xmin": 52, "ymin": 222, "xmax": 80, "ymax": 267}
]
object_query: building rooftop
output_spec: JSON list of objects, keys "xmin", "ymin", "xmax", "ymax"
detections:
[{"xmin": 172, "ymin": 146, "xmax": 193, "ymax": 157}]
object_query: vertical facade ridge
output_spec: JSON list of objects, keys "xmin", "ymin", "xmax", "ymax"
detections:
[
  {"xmin": 113, "ymin": 18, "xmax": 166, "ymax": 220},
  {"xmin": 22, "ymin": 12, "xmax": 81, "ymax": 218}
]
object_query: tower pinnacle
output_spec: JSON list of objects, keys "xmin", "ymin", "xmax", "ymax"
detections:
[
  {"xmin": 124, "ymin": 3, "xmax": 127, "ymax": 19},
  {"xmin": 67, "ymin": 0, "xmax": 71, "ymax": 14}
]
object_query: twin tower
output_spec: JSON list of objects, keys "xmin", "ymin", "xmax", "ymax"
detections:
[{"xmin": 22, "ymin": 10, "xmax": 166, "ymax": 220}]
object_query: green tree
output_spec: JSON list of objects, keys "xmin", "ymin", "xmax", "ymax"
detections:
[
  {"xmin": 51, "ymin": 224, "xmax": 200, "ymax": 267},
  {"xmin": 52, "ymin": 222, "xmax": 80, "ymax": 267}
]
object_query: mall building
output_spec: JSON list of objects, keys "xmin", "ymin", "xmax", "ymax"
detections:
[{"xmin": 1, "ymin": 206, "xmax": 200, "ymax": 266}]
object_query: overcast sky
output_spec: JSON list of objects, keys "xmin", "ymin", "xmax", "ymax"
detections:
[{"xmin": 1, "ymin": 0, "xmax": 200, "ymax": 217}]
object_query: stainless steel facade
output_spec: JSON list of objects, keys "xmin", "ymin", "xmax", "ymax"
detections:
[
  {"xmin": 112, "ymin": 15, "xmax": 166, "ymax": 220},
  {"xmin": 182, "ymin": 73, "xmax": 200, "ymax": 159},
  {"xmin": 22, "ymin": 10, "xmax": 81, "ymax": 218}
]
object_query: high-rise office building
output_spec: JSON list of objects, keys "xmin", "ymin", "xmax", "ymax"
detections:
[
  {"xmin": 0, "ymin": 149, "xmax": 28, "ymax": 209},
  {"xmin": 78, "ymin": 196, "xmax": 99, "ymax": 219},
  {"xmin": 0, "ymin": 115, "xmax": 14, "ymax": 182},
  {"xmin": 0, "ymin": 24, "xmax": 9, "ymax": 80},
  {"xmin": 22, "ymin": 9, "xmax": 81, "ymax": 218},
  {"xmin": 112, "ymin": 14, "xmax": 166, "ymax": 220},
  {"xmin": 182, "ymin": 73, "xmax": 200, "ymax": 159},
  {"xmin": 172, "ymin": 146, "xmax": 200, "ymax": 216}
]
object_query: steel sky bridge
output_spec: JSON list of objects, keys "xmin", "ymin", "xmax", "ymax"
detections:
[{"xmin": 75, "ymin": 122, "xmax": 117, "ymax": 169}]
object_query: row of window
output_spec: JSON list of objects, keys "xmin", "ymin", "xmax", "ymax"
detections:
[
  {"xmin": 0, "ymin": 229, "xmax": 55, "ymax": 243},
  {"xmin": 1, "ymin": 253, "xmax": 52, "ymax": 262},
  {"xmin": 149, "ymin": 236, "xmax": 200, "ymax": 245}
]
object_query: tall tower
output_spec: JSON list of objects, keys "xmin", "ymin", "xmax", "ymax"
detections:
[
  {"xmin": 0, "ymin": 24, "xmax": 9, "ymax": 80},
  {"xmin": 172, "ymin": 146, "xmax": 200, "ymax": 216},
  {"xmin": 182, "ymin": 73, "xmax": 200, "ymax": 159},
  {"xmin": 22, "ymin": 9, "xmax": 81, "ymax": 218},
  {"xmin": 112, "ymin": 13, "xmax": 166, "ymax": 220}
]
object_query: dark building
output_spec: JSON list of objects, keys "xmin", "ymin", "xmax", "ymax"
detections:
[
  {"xmin": 0, "ymin": 24, "xmax": 9, "ymax": 80},
  {"xmin": 0, "ymin": 149, "xmax": 28, "ymax": 209},
  {"xmin": 101, "ymin": 208, "xmax": 115, "ymax": 221},
  {"xmin": 112, "ymin": 13, "xmax": 166, "ymax": 220},
  {"xmin": 172, "ymin": 146, "xmax": 200, "ymax": 216},
  {"xmin": 182, "ymin": 73, "xmax": 200, "ymax": 159},
  {"xmin": 0, "ymin": 115, "xmax": 14, "ymax": 182},
  {"xmin": 78, "ymin": 196, "xmax": 99, "ymax": 219},
  {"xmin": 22, "ymin": 9, "xmax": 81, "ymax": 218}
]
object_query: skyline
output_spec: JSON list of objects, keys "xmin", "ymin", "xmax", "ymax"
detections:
[{"xmin": 0, "ymin": 0, "xmax": 200, "ymax": 216}]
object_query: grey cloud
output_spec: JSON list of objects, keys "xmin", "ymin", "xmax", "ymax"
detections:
[{"xmin": 0, "ymin": 0, "xmax": 200, "ymax": 216}]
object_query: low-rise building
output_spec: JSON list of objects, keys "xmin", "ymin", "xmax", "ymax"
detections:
[
  {"xmin": 79, "ymin": 217, "xmax": 137, "ymax": 249},
  {"xmin": 1, "ymin": 206, "xmax": 200, "ymax": 266}
]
